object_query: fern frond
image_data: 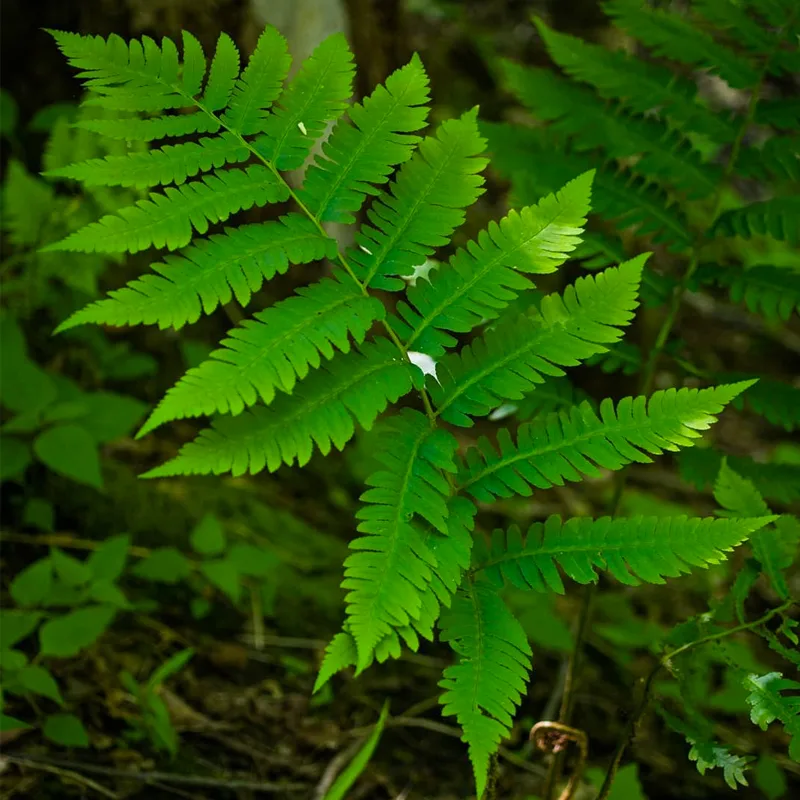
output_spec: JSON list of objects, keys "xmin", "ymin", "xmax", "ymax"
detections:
[
  {"xmin": 314, "ymin": 631, "xmax": 357, "ymax": 692},
  {"xmin": 603, "ymin": 0, "xmax": 759, "ymax": 89},
  {"xmin": 56, "ymin": 214, "xmax": 334, "ymax": 331},
  {"xmin": 201, "ymin": 33, "xmax": 240, "ymax": 111},
  {"xmin": 711, "ymin": 197, "xmax": 800, "ymax": 247},
  {"xmin": 143, "ymin": 338, "xmax": 421, "ymax": 478},
  {"xmin": 459, "ymin": 381, "xmax": 753, "ymax": 502},
  {"xmin": 713, "ymin": 461, "xmax": 796, "ymax": 599},
  {"xmin": 139, "ymin": 274, "xmax": 384, "ymax": 434},
  {"xmin": 755, "ymin": 97, "xmax": 800, "ymax": 131},
  {"xmin": 76, "ymin": 112, "xmax": 221, "ymax": 142},
  {"xmin": 347, "ymin": 110, "xmax": 488, "ymax": 291},
  {"xmin": 500, "ymin": 61, "xmax": 720, "ymax": 199},
  {"xmin": 475, "ymin": 515, "xmax": 774, "ymax": 592},
  {"xmin": 45, "ymin": 166, "xmax": 289, "ymax": 254},
  {"xmin": 736, "ymin": 136, "xmax": 800, "ymax": 183},
  {"xmin": 744, "ymin": 673, "xmax": 800, "ymax": 761},
  {"xmin": 737, "ymin": 377, "xmax": 800, "ymax": 431},
  {"xmin": 431, "ymin": 255, "xmax": 645, "ymax": 426},
  {"xmin": 219, "ymin": 26, "xmax": 290, "ymax": 134},
  {"xmin": 697, "ymin": 264, "xmax": 800, "ymax": 322},
  {"xmin": 254, "ymin": 33, "xmax": 355, "ymax": 168},
  {"xmin": 533, "ymin": 18, "xmax": 735, "ymax": 143},
  {"xmin": 342, "ymin": 410, "xmax": 458, "ymax": 668},
  {"xmin": 392, "ymin": 171, "xmax": 593, "ymax": 357},
  {"xmin": 45, "ymin": 134, "xmax": 249, "ymax": 188},
  {"xmin": 299, "ymin": 56, "xmax": 430, "ymax": 224},
  {"xmin": 438, "ymin": 581, "xmax": 533, "ymax": 798}
]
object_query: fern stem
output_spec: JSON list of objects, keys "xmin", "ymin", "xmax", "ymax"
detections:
[{"xmin": 596, "ymin": 600, "xmax": 795, "ymax": 800}]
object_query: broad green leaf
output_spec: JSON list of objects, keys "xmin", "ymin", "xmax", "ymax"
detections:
[
  {"xmin": 0, "ymin": 436, "xmax": 32, "ymax": 481},
  {"xmin": 16, "ymin": 666, "xmax": 64, "ymax": 705},
  {"xmin": 87, "ymin": 535, "xmax": 130, "ymax": 583},
  {"xmin": 76, "ymin": 392, "xmax": 148, "ymax": 443},
  {"xmin": 190, "ymin": 514, "xmax": 226, "ymax": 556},
  {"xmin": 132, "ymin": 547, "xmax": 191, "ymax": 583},
  {"xmin": 39, "ymin": 605, "xmax": 116, "ymax": 657},
  {"xmin": 33, "ymin": 424, "xmax": 104, "ymax": 489},
  {"xmin": 754, "ymin": 755, "xmax": 787, "ymax": 800},
  {"xmin": 43, "ymin": 713, "xmax": 90, "ymax": 747},
  {"xmin": 0, "ymin": 714, "xmax": 31, "ymax": 731},
  {"xmin": 226, "ymin": 542, "xmax": 280, "ymax": 577},
  {"xmin": 51, "ymin": 547, "xmax": 92, "ymax": 587},
  {"xmin": 0, "ymin": 610, "xmax": 43, "ymax": 649},
  {"xmin": 22, "ymin": 498, "xmax": 55, "ymax": 531},
  {"xmin": 10, "ymin": 557, "xmax": 54, "ymax": 607},
  {"xmin": 0, "ymin": 649, "xmax": 28, "ymax": 671},
  {"xmin": 200, "ymin": 559, "xmax": 241, "ymax": 603},
  {"xmin": 88, "ymin": 580, "xmax": 130, "ymax": 607}
]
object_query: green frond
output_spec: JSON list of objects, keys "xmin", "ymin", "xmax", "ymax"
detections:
[
  {"xmin": 44, "ymin": 134, "xmax": 248, "ymax": 188},
  {"xmin": 77, "ymin": 112, "xmax": 221, "ymax": 142},
  {"xmin": 255, "ymin": 34, "xmax": 354, "ymax": 169},
  {"xmin": 56, "ymin": 214, "xmax": 334, "ymax": 331},
  {"xmin": 532, "ymin": 17, "xmax": 735, "ymax": 143},
  {"xmin": 342, "ymin": 410, "xmax": 458, "ymax": 668},
  {"xmin": 347, "ymin": 109, "xmax": 488, "ymax": 291},
  {"xmin": 314, "ymin": 631, "xmax": 357, "ymax": 692},
  {"xmin": 44, "ymin": 166, "xmax": 288, "ymax": 254},
  {"xmin": 459, "ymin": 381, "xmax": 753, "ymax": 503},
  {"xmin": 744, "ymin": 673, "xmax": 800, "ymax": 761},
  {"xmin": 201, "ymin": 33, "xmax": 240, "ymax": 111},
  {"xmin": 755, "ymin": 97, "xmax": 800, "ymax": 131},
  {"xmin": 500, "ymin": 60, "xmax": 720, "ymax": 199},
  {"xmin": 299, "ymin": 55, "xmax": 430, "ymax": 224},
  {"xmin": 438, "ymin": 581, "xmax": 533, "ymax": 798},
  {"xmin": 393, "ymin": 171, "xmax": 593, "ymax": 357},
  {"xmin": 736, "ymin": 136, "xmax": 800, "ymax": 183},
  {"xmin": 138, "ymin": 274, "xmax": 384, "ymax": 435},
  {"xmin": 712, "ymin": 197, "xmax": 800, "ymax": 247},
  {"xmin": 603, "ymin": 0, "xmax": 759, "ymax": 89},
  {"xmin": 713, "ymin": 461, "xmax": 796, "ymax": 599},
  {"xmin": 143, "ymin": 338, "xmax": 421, "ymax": 478},
  {"xmin": 697, "ymin": 264, "xmax": 800, "ymax": 322},
  {"xmin": 736, "ymin": 377, "xmax": 800, "ymax": 431},
  {"xmin": 679, "ymin": 448, "xmax": 800, "ymax": 506},
  {"xmin": 475, "ymin": 514, "xmax": 774, "ymax": 592},
  {"xmin": 220, "ymin": 26, "xmax": 289, "ymax": 134},
  {"xmin": 481, "ymin": 123, "xmax": 692, "ymax": 251},
  {"xmin": 431, "ymin": 255, "xmax": 645, "ymax": 426}
]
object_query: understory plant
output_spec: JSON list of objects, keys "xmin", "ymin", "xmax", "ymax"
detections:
[{"xmin": 40, "ymin": 7, "xmax": 798, "ymax": 796}]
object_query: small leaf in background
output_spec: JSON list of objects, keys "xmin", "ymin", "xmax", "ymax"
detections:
[
  {"xmin": 0, "ymin": 435, "xmax": 32, "ymax": 481},
  {"xmin": 41, "ymin": 400, "xmax": 89, "ymax": 425},
  {"xmin": 0, "ymin": 649, "xmax": 28, "ymax": 671},
  {"xmin": 132, "ymin": 547, "xmax": 191, "ymax": 584},
  {"xmin": 43, "ymin": 713, "xmax": 89, "ymax": 747},
  {"xmin": 88, "ymin": 580, "xmax": 130, "ymax": 608},
  {"xmin": 77, "ymin": 391, "xmax": 148, "ymax": 443},
  {"xmin": 0, "ymin": 89, "xmax": 18, "ymax": 136},
  {"xmin": 322, "ymin": 701, "xmax": 390, "ymax": 800},
  {"xmin": 0, "ymin": 714, "xmax": 31, "ymax": 732},
  {"xmin": 227, "ymin": 542, "xmax": 279, "ymax": 577},
  {"xmin": 0, "ymin": 610, "xmax": 43, "ymax": 649},
  {"xmin": 0, "ymin": 352, "xmax": 58, "ymax": 413},
  {"xmin": 190, "ymin": 514, "xmax": 226, "ymax": 556},
  {"xmin": 190, "ymin": 597, "xmax": 211, "ymax": 620},
  {"xmin": 51, "ymin": 547, "xmax": 92, "ymax": 587},
  {"xmin": 22, "ymin": 498, "xmax": 55, "ymax": 531},
  {"xmin": 10, "ymin": 557, "xmax": 53, "ymax": 607},
  {"xmin": 33, "ymin": 424, "xmax": 103, "ymax": 489},
  {"xmin": 28, "ymin": 101, "xmax": 76, "ymax": 132},
  {"xmin": 754, "ymin": 754, "xmax": 787, "ymax": 800},
  {"xmin": 16, "ymin": 665, "xmax": 64, "ymax": 705},
  {"xmin": 147, "ymin": 648, "xmax": 194, "ymax": 690},
  {"xmin": 39, "ymin": 605, "xmax": 116, "ymax": 657},
  {"xmin": 200, "ymin": 559, "xmax": 241, "ymax": 603},
  {"xmin": 87, "ymin": 534, "xmax": 130, "ymax": 583},
  {"xmin": 144, "ymin": 693, "xmax": 178, "ymax": 756}
]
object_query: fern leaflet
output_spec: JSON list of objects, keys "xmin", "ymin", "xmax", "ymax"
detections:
[{"xmin": 745, "ymin": 673, "xmax": 800, "ymax": 761}]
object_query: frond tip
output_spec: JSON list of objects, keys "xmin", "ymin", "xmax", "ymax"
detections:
[{"xmin": 439, "ymin": 581, "xmax": 532, "ymax": 798}]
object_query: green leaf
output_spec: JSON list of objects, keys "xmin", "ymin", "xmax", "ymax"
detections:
[
  {"xmin": 22, "ymin": 498, "xmax": 55, "ymax": 531},
  {"xmin": 322, "ymin": 701, "xmax": 390, "ymax": 800},
  {"xmin": 200, "ymin": 559, "xmax": 241, "ymax": 603},
  {"xmin": 88, "ymin": 580, "xmax": 130, "ymax": 607},
  {"xmin": 0, "ymin": 649, "xmax": 28, "ymax": 671},
  {"xmin": 39, "ymin": 605, "xmax": 116, "ymax": 657},
  {"xmin": 189, "ymin": 514, "xmax": 226, "ymax": 556},
  {"xmin": 51, "ymin": 547, "xmax": 93, "ymax": 587},
  {"xmin": 754, "ymin": 755, "xmax": 787, "ymax": 800},
  {"xmin": 0, "ymin": 714, "xmax": 31, "ymax": 732},
  {"xmin": 43, "ymin": 713, "xmax": 90, "ymax": 747},
  {"xmin": 10, "ymin": 558, "xmax": 54, "ymax": 607},
  {"xmin": 76, "ymin": 391, "xmax": 148, "ymax": 442},
  {"xmin": 226, "ymin": 542, "xmax": 280, "ymax": 577},
  {"xmin": 147, "ymin": 648, "xmax": 194, "ymax": 690},
  {"xmin": 87, "ymin": 535, "xmax": 130, "ymax": 583},
  {"xmin": 0, "ymin": 89, "xmax": 18, "ymax": 136},
  {"xmin": 16, "ymin": 666, "xmax": 64, "ymax": 705},
  {"xmin": 0, "ymin": 436, "xmax": 32, "ymax": 481},
  {"xmin": 744, "ymin": 672, "xmax": 800, "ymax": 761},
  {"xmin": 132, "ymin": 547, "xmax": 191, "ymax": 583},
  {"xmin": 0, "ymin": 611, "xmax": 43, "ymax": 649},
  {"xmin": 33, "ymin": 424, "xmax": 104, "ymax": 489}
]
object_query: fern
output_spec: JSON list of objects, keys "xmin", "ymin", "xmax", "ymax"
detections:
[
  {"xmin": 459, "ymin": 382, "xmax": 752, "ymax": 503},
  {"xmin": 438, "ymin": 580, "xmax": 533, "ymax": 798},
  {"xmin": 744, "ymin": 673, "xmax": 800, "ymax": 761},
  {"xmin": 712, "ymin": 197, "xmax": 800, "ymax": 247},
  {"xmin": 475, "ymin": 515, "xmax": 774, "ymax": 592}
]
